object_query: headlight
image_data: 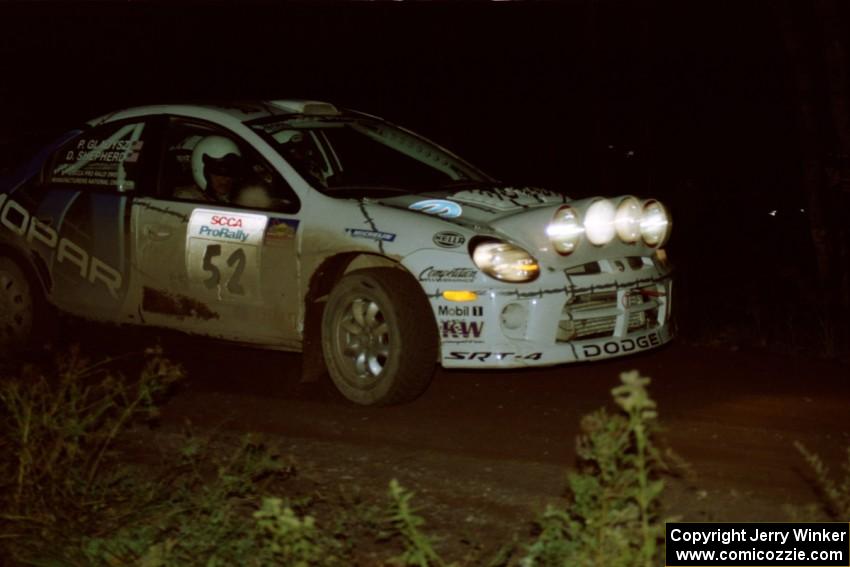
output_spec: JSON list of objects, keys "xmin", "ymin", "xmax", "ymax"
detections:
[
  {"xmin": 472, "ymin": 241, "xmax": 540, "ymax": 282},
  {"xmin": 546, "ymin": 205, "xmax": 583, "ymax": 255},
  {"xmin": 614, "ymin": 197, "xmax": 641, "ymax": 243},
  {"xmin": 640, "ymin": 200, "xmax": 670, "ymax": 247},
  {"xmin": 584, "ymin": 199, "xmax": 617, "ymax": 245}
]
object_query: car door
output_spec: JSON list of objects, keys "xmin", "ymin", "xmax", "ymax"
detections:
[
  {"xmin": 132, "ymin": 117, "xmax": 302, "ymax": 347},
  {"xmin": 26, "ymin": 118, "xmax": 154, "ymax": 322}
]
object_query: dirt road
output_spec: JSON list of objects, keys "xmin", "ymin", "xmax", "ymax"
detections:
[{"xmin": 132, "ymin": 337, "xmax": 847, "ymax": 548}]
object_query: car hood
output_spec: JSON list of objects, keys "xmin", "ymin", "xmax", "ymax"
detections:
[
  {"xmin": 375, "ymin": 186, "xmax": 569, "ymax": 225},
  {"xmin": 372, "ymin": 186, "xmax": 661, "ymax": 266}
]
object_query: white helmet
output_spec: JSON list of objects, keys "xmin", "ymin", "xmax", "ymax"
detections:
[{"xmin": 191, "ymin": 135, "xmax": 242, "ymax": 190}]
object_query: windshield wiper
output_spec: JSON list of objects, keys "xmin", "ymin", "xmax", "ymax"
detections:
[
  {"xmin": 438, "ymin": 180, "xmax": 504, "ymax": 190},
  {"xmin": 323, "ymin": 185, "xmax": 415, "ymax": 195}
]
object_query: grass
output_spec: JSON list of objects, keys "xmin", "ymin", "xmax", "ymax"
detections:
[
  {"xmin": 0, "ymin": 345, "xmax": 183, "ymax": 563},
  {"xmin": 2, "ymin": 348, "xmax": 844, "ymax": 565}
]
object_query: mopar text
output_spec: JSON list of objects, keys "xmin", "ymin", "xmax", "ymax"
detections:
[{"xmin": 0, "ymin": 194, "xmax": 123, "ymax": 298}]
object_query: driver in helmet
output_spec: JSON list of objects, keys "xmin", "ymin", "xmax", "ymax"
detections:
[{"xmin": 188, "ymin": 135, "xmax": 244, "ymax": 202}]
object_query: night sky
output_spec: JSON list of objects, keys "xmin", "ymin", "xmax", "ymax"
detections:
[
  {"xmin": 1, "ymin": 0, "xmax": 847, "ymax": 347},
  {"xmin": 0, "ymin": 2, "xmax": 797, "ymax": 189}
]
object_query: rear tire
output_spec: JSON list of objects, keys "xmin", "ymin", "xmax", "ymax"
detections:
[
  {"xmin": 0, "ymin": 256, "xmax": 46, "ymax": 353},
  {"xmin": 321, "ymin": 268, "xmax": 438, "ymax": 406}
]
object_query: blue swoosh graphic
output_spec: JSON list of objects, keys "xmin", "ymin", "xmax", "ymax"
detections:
[{"xmin": 408, "ymin": 199, "xmax": 463, "ymax": 219}]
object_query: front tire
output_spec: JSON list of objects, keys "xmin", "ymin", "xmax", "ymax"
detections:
[{"xmin": 321, "ymin": 268, "xmax": 438, "ymax": 406}]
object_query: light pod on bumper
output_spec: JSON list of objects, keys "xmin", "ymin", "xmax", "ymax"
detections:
[
  {"xmin": 584, "ymin": 199, "xmax": 617, "ymax": 245},
  {"xmin": 471, "ymin": 240, "xmax": 539, "ymax": 282},
  {"xmin": 640, "ymin": 200, "xmax": 670, "ymax": 247},
  {"xmin": 546, "ymin": 205, "xmax": 583, "ymax": 255},
  {"xmin": 614, "ymin": 197, "xmax": 642, "ymax": 243}
]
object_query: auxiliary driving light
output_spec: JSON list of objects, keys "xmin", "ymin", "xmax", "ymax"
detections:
[
  {"xmin": 546, "ymin": 205, "xmax": 583, "ymax": 255},
  {"xmin": 640, "ymin": 200, "xmax": 670, "ymax": 247},
  {"xmin": 615, "ymin": 197, "xmax": 642, "ymax": 243},
  {"xmin": 584, "ymin": 199, "xmax": 617, "ymax": 245}
]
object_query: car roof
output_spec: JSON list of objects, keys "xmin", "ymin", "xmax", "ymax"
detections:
[{"xmin": 88, "ymin": 99, "xmax": 342, "ymax": 127}]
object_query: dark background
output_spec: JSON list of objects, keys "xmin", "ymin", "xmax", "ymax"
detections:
[{"xmin": 1, "ymin": 0, "xmax": 848, "ymax": 357}]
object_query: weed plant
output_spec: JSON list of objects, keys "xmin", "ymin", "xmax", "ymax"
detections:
[
  {"xmin": 385, "ymin": 479, "xmax": 446, "ymax": 567},
  {"xmin": 795, "ymin": 442, "xmax": 850, "ymax": 519},
  {"xmin": 0, "ymin": 345, "xmax": 182, "ymax": 563},
  {"xmin": 521, "ymin": 371, "xmax": 668, "ymax": 567},
  {"xmin": 87, "ymin": 435, "xmax": 337, "ymax": 566}
]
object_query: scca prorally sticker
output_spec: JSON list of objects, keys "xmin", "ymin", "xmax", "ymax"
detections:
[
  {"xmin": 345, "ymin": 228, "xmax": 396, "ymax": 242},
  {"xmin": 189, "ymin": 210, "xmax": 268, "ymax": 245},
  {"xmin": 187, "ymin": 209, "xmax": 268, "ymax": 302},
  {"xmin": 418, "ymin": 266, "xmax": 477, "ymax": 283},
  {"xmin": 409, "ymin": 199, "xmax": 463, "ymax": 219},
  {"xmin": 265, "ymin": 217, "xmax": 299, "ymax": 245},
  {"xmin": 432, "ymin": 231, "xmax": 465, "ymax": 248}
]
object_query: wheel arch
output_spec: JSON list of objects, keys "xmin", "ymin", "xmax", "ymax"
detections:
[
  {"xmin": 0, "ymin": 241, "xmax": 55, "ymax": 349},
  {"xmin": 300, "ymin": 251, "xmax": 422, "ymax": 384},
  {"xmin": 0, "ymin": 242, "xmax": 51, "ymax": 300}
]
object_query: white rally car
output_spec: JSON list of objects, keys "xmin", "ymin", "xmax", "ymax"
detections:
[{"xmin": 0, "ymin": 100, "xmax": 672, "ymax": 405}]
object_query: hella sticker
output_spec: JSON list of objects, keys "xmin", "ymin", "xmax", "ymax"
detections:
[{"xmin": 432, "ymin": 231, "xmax": 465, "ymax": 248}]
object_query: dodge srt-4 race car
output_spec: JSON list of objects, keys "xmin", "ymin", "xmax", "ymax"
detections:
[{"xmin": 0, "ymin": 100, "xmax": 673, "ymax": 405}]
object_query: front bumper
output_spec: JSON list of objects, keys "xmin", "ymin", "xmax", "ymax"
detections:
[{"xmin": 428, "ymin": 258, "xmax": 674, "ymax": 369}]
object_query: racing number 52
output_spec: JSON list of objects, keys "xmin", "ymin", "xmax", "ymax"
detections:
[{"xmin": 202, "ymin": 244, "xmax": 246, "ymax": 295}]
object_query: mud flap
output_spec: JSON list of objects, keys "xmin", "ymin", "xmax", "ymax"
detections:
[{"xmin": 300, "ymin": 297, "xmax": 328, "ymax": 384}]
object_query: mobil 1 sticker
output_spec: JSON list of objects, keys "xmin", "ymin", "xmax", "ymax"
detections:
[{"xmin": 187, "ymin": 209, "xmax": 268, "ymax": 303}]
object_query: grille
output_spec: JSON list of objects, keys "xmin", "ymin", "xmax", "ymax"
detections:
[{"xmin": 556, "ymin": 287, "xmax": 661, "ymax": 343}]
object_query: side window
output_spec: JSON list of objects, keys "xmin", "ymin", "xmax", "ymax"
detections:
[
  {"xmin": 49, "ymin": 121, "xmax": 148, "ymax": 192},
  {"xmin": 160, "ymin": 119, "xmax": 299, "ymax": 213}
]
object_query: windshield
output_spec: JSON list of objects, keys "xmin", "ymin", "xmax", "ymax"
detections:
[{"xmin": 248, "ymin": 115, "xmax": 493, "ymax": 195}]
